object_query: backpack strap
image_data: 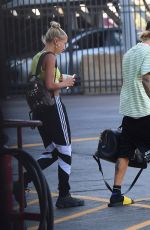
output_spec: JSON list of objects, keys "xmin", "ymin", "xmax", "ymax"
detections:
[
  {"xmin": 34, "ymin": 51, "xmax": 57, "ymax": 98},
  {"xmin": 35, "ymin": 51, "xmax": 57, "ymax": 76},
  {"xmin": 93, "ymin": 154, "xmax": 143, "ymax": 195}
]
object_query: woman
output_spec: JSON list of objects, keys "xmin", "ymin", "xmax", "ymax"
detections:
[{"xmin": 28, "ymin": 21, "xmax": 84, "ymax": 209}]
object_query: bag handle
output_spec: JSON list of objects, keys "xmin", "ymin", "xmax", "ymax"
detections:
[{"xmin": 93, "ymin": 154, "xmax": 143, "ymax": 195}]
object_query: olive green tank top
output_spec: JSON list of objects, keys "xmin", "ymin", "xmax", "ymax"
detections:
[{"xmin": 31, "ymin": 51, "xmax": 61, "ymax": 83}]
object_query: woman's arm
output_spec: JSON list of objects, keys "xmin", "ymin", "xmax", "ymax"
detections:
[{"xmin": 42, "ymin": 53, "xmax": 75, "ymax": 91}]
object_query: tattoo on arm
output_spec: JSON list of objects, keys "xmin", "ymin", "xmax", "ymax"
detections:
[
  {"xmin": 142, "ymin": 74, "xmax": 150, "ymax": 98},
  {"xmin": 115, "ymin": 159, "xmax": 120, "ymax": 175}
]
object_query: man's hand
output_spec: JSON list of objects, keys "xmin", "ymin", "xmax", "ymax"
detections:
[{"xmin": 142, "ymin": 73, "xmax": 150, "ymax": 97}]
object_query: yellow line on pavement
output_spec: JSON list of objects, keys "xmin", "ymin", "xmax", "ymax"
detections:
[
  {"xmin": 125, "ymin": 220, "xmax": 150, "ymax": 230},
  {"xmin": 28, "ymin": 227, "xmax": 36, "ymax": 230},
  {"xmin": 25, "ymin": 197, "xmax": 150, "ymax": 230},
  {"xmin": 27, "ymin": 192, "xmax": 150, "ymax": 207},
  {"xmin": 29, "ymin": 190, "xmax": 109, "ymax": 202},
  {"xmin": 29, "ymin": 216, "xmax": 150, "ymax": 230},
  {"xmin": 27, "ymin": 197, "xmax": 150, "ymax": 209},
  {"xmin": 27, "ymin": 196, "xmax": 108, "ymax": 228},
  {"xmin": 72, "ymin": 137, "xmax": 99, "ymax": 142},
  {"xmin": 27, "ymin": 193, "xmax": 109, "ymax": 206},
  {"xmin": 27, "ymin": 198, "xmax": 39, "ymax": 206},
  {"xmin": 69, "ymin": 195, "xmax": 109, "ymax": 203},
  {"xmin": 135, "ymin": 197, "xmax": 150, "ymax": 202},
  {"xmin": 132, "ymin": 203, "xmax": 150, "ymax": 209},
  {"xmin": 29, "ymin": 190, "xmax": 58, "ymax": 196},
  {"xmin": 54, "ymin": 204, "xmax": 107, "ymax": 224},
  {"xmin": 28, "ymin": 202, "xmax": 107, "ymax": 230},
  {"xmin": 125, "ymin": 203, "xmax": 150, "ymax": 230},
  {"xmin": 10, "ymin": 136, "xmax": 99, "ymax": 148}
]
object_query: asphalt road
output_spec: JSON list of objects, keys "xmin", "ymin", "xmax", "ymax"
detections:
[{"xmin": 2, "ymin": 94, "xmax": 150, "ymax": 230}]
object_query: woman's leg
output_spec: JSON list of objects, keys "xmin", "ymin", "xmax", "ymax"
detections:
[
  {"xmin": 54, "ymin": 97, "xmax": 84, "ymax": 208},
  {"xmin": 54, "ymin": 97, "xmax": 72, "ymax": 197},
  {"xmin": 37, "ymin": 144, "xmax": 58, "ymax": 170},
  {"xmin": 56, "ymin": 145, "xmax": 72, "ymax": 197}
]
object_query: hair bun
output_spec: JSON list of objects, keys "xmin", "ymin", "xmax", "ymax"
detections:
[{"xmin": 50, "ymin": 21, "xmax": 61, "ymax": 29}]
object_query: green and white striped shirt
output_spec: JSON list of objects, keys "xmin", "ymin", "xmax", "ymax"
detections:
[{"xmin": 119, "ymin": 43, "xmax": 150, "ymax": 118}]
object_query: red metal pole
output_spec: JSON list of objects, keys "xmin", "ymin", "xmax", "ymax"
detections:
[{"xmin": 0, "ymin": 154, "xmax": 12, "ymax": 229}]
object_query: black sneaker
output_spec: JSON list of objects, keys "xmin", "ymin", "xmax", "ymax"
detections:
[
  {"xmin": 108, "ymin": 195, "xmax": 134, "ymax": 207},
  {"xmin": 13, "ymin": 181, "xmax": 27, "ymax": 208},
  {"xmin": 56, "ymin": 194, "xmax": 85, "ymax": 209}
]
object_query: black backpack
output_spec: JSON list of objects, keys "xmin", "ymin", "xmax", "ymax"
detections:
[{"xmin": 26, "ymin": 52, "xmax": 55, "ymax": 113}]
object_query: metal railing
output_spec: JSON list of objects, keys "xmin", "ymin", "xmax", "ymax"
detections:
[{"xmin": 0, "ymin": 0, "xmax": 149, "ymax": 95}]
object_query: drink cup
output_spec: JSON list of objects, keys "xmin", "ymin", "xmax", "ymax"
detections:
[
  {"xmin": 62, "ymin": 74, "xmax": 75, "ymax": 79},
  {"xmin": 62, "ymin": 74, "xmax": 76, "ymax": 89}
]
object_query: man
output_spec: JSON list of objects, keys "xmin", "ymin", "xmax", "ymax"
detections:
[{"xmin": 108, "ymin": 30, "xmax": 150, "ymax": 207}]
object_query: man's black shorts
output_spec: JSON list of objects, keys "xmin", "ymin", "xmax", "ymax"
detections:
[{"xmin": 118, "ymin": 115, "xmax": 150, "ymax": 158}]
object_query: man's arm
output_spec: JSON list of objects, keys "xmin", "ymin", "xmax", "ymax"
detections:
[{"xmin": 142, "ymin": 73, "xmax": 150, "ymax": 97}]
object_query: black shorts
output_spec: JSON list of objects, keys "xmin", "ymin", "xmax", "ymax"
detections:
[{"xmin": 118, "ymin": 115, "xmax": 150, "ymax": 158}]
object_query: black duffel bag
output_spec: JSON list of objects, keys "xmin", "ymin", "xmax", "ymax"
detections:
[
  {"xmin": 94, "ymin": 128, "xmax": 148, "ymax": 169},
  {"xmin": 93, "ymin": 128, "xmax": 150, "ymax": 194}
]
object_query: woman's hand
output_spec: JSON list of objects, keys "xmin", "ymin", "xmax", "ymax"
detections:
[{"xmin": 62, "ymin": 74, "xmax": 75, "ymax": 87}]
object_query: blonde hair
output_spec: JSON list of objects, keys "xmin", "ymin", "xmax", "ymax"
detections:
[
  {"xmin": 42, "ymin": 21, "xmax": 67, "ymax": 45},
  {"xmin": 140, "ymin": 30, "xmax": 150, "ymax": 42}
]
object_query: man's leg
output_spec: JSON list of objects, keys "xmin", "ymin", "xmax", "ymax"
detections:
[
  {"xmin": 114, "ymin": 157, "xmax": 129, "ymax": 185},
  {"xmin": 108, "ymin": 157, "xmax": 134, "ymax": 207}
]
